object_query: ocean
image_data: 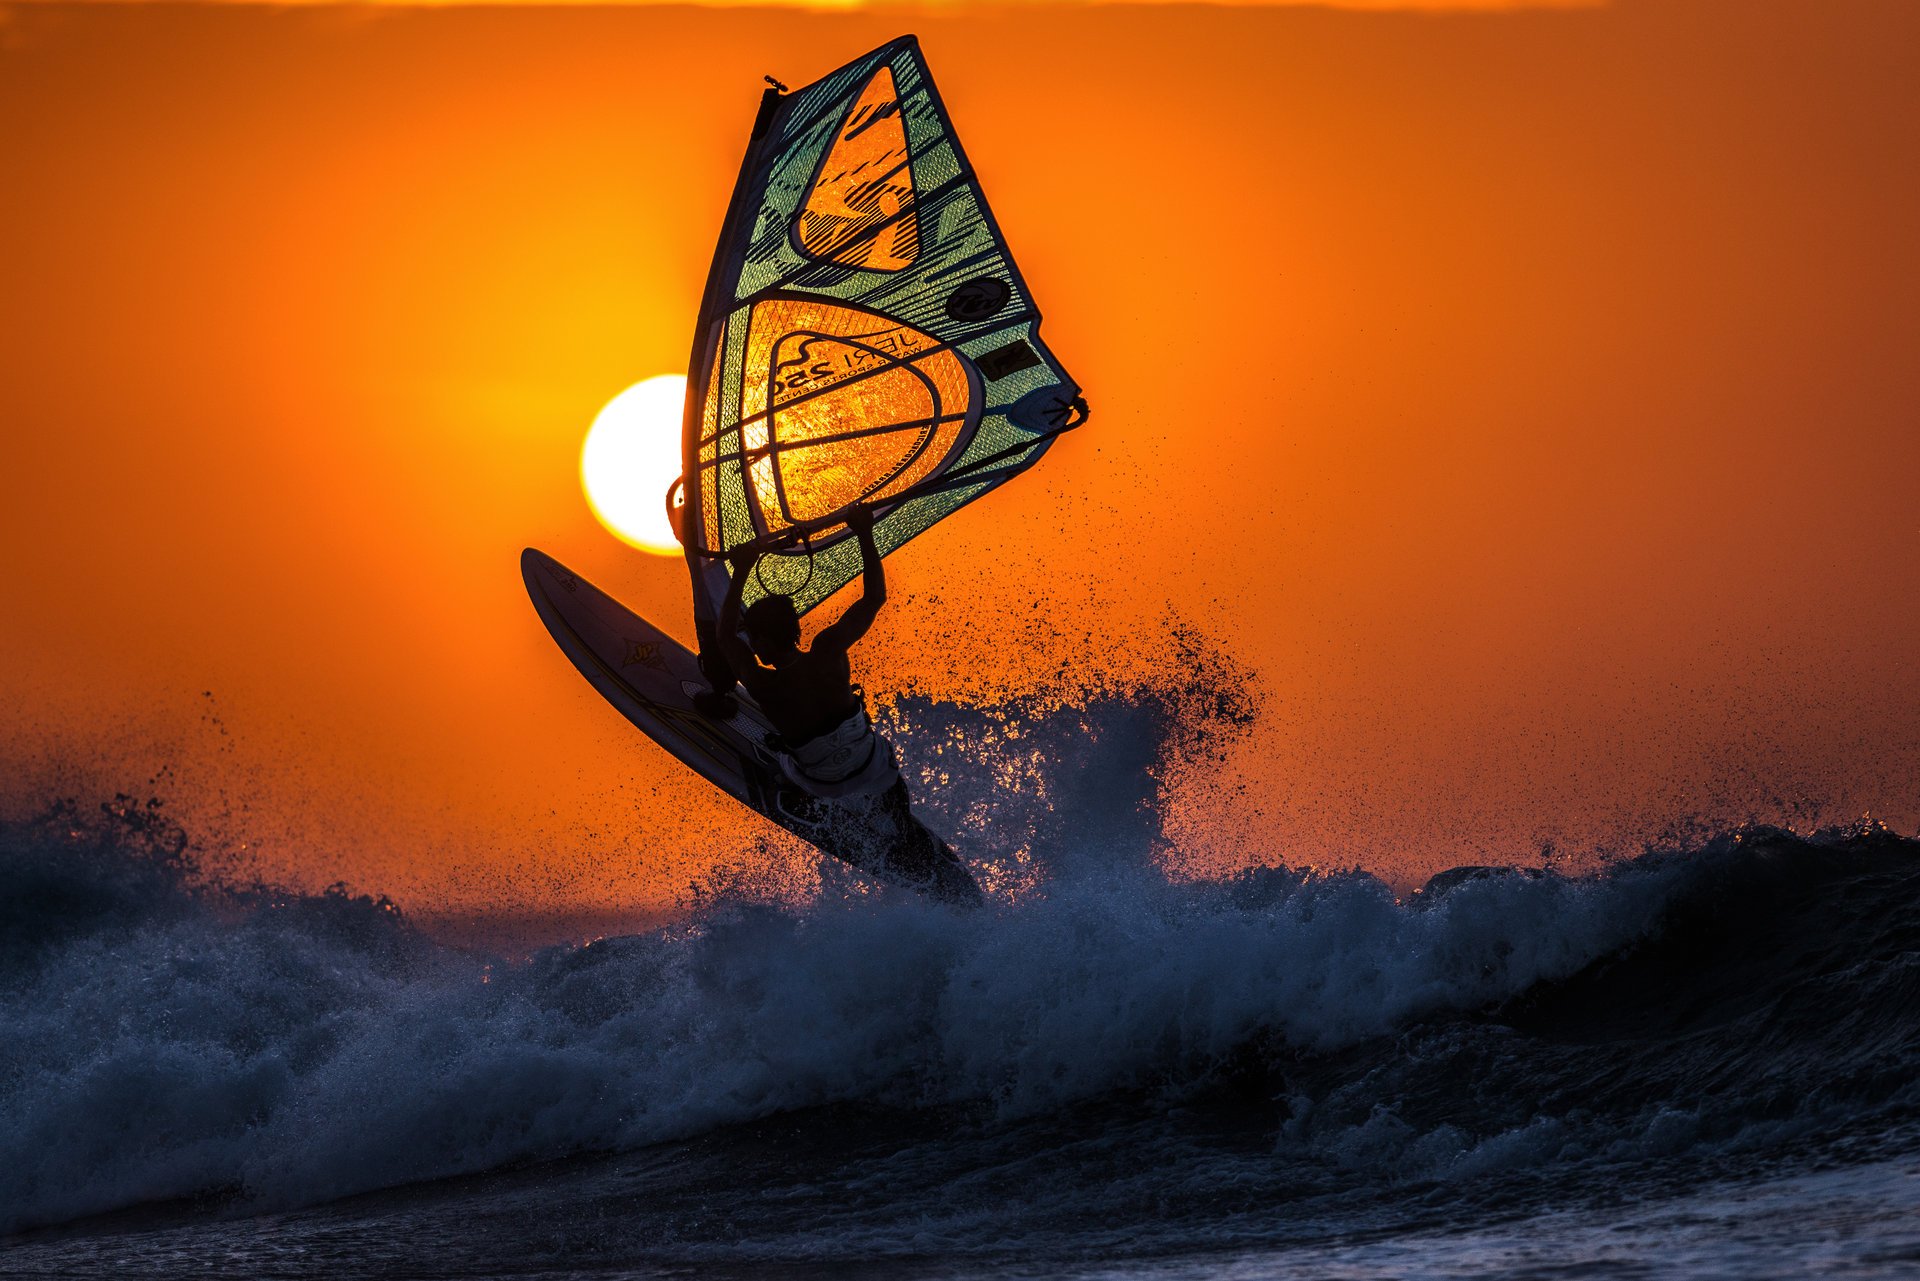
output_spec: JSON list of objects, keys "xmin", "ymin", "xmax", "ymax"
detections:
[{"xmin": 4, "ymin": 691, "xmax": 1918, "ymax": 1277}]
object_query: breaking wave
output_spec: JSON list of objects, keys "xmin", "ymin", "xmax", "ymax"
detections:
[{"xmin": 3, "ymin": 683, "xmax": 1918, "ymax": 1245}]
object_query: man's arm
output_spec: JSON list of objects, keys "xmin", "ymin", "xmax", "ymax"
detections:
[
  {"xmin": 715, "ymin": 549, "xmax": 774, "ymax": 697},
  {"xmin": 815, "ymin": 507, "xmax": 885, "ymax": 656}
]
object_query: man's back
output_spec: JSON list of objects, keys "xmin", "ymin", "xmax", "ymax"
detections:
[{"xmin": 749, "ymin": 647, "xmax": 858, "ymax": 746}]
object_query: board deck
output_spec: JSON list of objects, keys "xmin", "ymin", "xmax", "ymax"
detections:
[{"xmin": 521, "ymin": 548, "xmax": 979, "ymax": 904}]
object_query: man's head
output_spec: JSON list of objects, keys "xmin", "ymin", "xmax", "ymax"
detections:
[{"xmin": 742, "ymin": 594, "xmax": 801, "ymax": 661}]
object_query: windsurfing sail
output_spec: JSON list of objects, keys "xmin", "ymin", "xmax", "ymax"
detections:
[{"xmin": 673, "ymin": 36, "xmax": 1086, "ymax": 671}]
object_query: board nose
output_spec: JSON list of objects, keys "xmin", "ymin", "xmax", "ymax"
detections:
[{"xmin": 520, "ymin": 547, "xmax": 565, "ymax": 596}]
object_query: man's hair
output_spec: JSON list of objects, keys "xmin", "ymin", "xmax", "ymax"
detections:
[{"xmin": 742, "ymin": 595, "xmax": 800, "ymax": 650}]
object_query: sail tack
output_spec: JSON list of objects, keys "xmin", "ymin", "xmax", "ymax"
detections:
[{"xmin": 678, "ymin": 36, "xmax": 1085, "ymax": 623}]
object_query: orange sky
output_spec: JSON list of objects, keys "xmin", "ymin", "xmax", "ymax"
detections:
[{"xmin": 4, "ymin": 0, "xmax": 1917, "ymax": 922}]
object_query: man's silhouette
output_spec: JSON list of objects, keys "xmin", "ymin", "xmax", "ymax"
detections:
[{"xmin": 716, "ymin": 505, "xmax": 899, "ymax": 799}]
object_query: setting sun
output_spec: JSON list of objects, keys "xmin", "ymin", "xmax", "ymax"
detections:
[{"xmin": 581, "ymin": 373, "xmax": 687, "ymax": 555}]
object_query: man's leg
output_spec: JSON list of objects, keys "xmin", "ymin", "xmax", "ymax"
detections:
[{"xmin": 692, "ymin": 617, "xmax": 739, "ymax": 719}]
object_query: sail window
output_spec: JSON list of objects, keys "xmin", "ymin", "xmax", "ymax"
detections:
[
  {"xmin": 737, "ymin": 296, "xmax": 976, "ymax": 533},
  {"xmin": 795, "ymin": 67, "xmax": 919, "ymax": 272}
]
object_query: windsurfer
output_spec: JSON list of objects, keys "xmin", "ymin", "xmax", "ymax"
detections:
[
  {"xmin": 716, "ymin": 504, "xmax": 887, "ymax": 772},
  {"xmin": 712, "ymin": 508, "xmax": 976, "ymax": 904}
]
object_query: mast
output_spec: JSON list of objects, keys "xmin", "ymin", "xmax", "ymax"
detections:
[{"xmin": 679, "ymin": 79, "xmax": 788, "ymax": 694}]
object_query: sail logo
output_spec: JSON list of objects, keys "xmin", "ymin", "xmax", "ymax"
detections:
[{"xmin": 774, "ymin": 326, "xmax": 935, "ymax": 396}]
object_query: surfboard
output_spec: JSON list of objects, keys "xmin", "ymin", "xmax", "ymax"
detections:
[{"xmin": 521, "ymin": 547, "xmax": 980, "ymax": 905}]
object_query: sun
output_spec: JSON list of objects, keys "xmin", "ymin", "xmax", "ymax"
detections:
[{"xmin": 581, "ymin": 374, "xmax": 687, "ymax": 556}]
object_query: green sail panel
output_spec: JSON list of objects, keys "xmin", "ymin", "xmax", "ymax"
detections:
[{"xmin": 676, "ymin": 36, "xmax": 1085, "ymax": 634}]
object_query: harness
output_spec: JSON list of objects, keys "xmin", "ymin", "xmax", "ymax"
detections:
[{"xmin": 767, "ymin": 686, "xmax": 900, "ymax": 800}]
